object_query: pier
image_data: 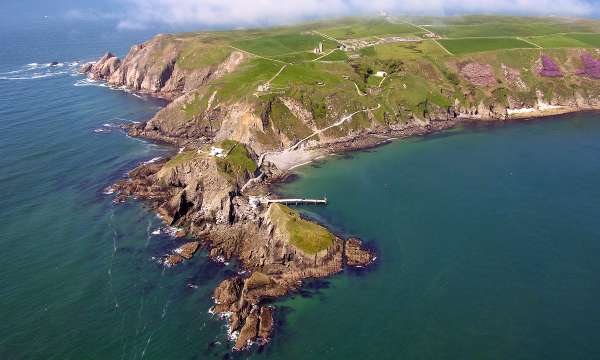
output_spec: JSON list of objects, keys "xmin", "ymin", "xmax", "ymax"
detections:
[{"xmin": 265, "ymin": 197, "xmax": 328, "ymax": 206}]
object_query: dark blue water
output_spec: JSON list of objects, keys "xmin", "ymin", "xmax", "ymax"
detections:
[
  {"xmin": 0, "ymin": 20, "xmax": 238, "ymax": 359},
  {"xmin": 3, "ymin": 19, "xmax": 600, "ymax": 360}
]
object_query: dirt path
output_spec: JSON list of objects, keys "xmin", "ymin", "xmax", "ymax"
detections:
[
  {"xmin": 228, "ymin": 46, "xmax": 290, "ymax": 65},
  {"xmin": 312, "ymin": 31, "xmax": 342, "ymax": 44},
  {"xmin": 353, "ymin": 82, "xmax": 367, "ymax": 96},
  {"xmin": 313, "ymin": 49, "xmax": 337, "ymax": 61},
  {"xmin": 290, "ymin": 104, "xmax": 381, "ymax": 150},
  {"xmin": 517, "ymin": 36, "xmax": 543, "ymax": 49}
]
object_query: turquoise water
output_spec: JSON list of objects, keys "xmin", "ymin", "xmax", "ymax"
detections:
[
  {"xmin": 274, "ymin": 115, "xmax": 600, "ymax": 359},
  {"xmin": 3, "ymin": 19, "xmax": 600, "ymax": 360}
]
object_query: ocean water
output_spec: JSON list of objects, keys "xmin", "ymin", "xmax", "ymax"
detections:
[{"xmin": 2, "ymin": 19, "xmax": 600, "ymax": 360}]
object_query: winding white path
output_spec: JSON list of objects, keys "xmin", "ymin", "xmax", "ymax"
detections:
[{"xmin": 290, "ymin": 103, "xmax": 381, "ymax": 151}]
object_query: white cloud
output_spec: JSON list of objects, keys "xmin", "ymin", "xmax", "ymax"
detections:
[{"xmin": 111, "ymin": 0, "xmax": 596, "ymax": 29}]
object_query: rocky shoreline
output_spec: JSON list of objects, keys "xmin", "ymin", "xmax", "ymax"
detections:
[{"xmin": 82, "ymin": 36, "xmax": 600, "ymax": 352}]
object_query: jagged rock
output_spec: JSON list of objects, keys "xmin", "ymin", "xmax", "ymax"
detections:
[
  {"xmin": 164, "ymin": 254, "xmax": 184, "ymax": 266},
  {"xmin": 235, "ymin": 311, "xmax": 259, "ymax": 350},
  {"xmin": 345, "ymin": 238, "xmax": 375, "ymax": 267},
  {"xmin": 175, "ymin": 241, "xmax": 199, "ymax": 259},
  {"xmin": 84, "ymin": 52, "xmax": 121, "ymax": 80},
  {"xmin": 84, "ymin": 35, "xmax": 246, "ymax": 101},
  {"xmin": 258, "ymin": 306, "xmax": 274, "ymax": 342},
  {"xmin": 213, "ymin": 277, "xmax": 243, "ymax": 306},
  {"xmin": 80, "ymin": 63, "xmax": 93, "ymax": 73}
]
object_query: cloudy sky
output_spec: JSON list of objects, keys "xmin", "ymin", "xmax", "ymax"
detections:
[{"xmin": 4, "ymin": 0, "xmax": 600, "ymax": 29}]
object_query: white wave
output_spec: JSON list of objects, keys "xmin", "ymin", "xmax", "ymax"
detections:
[
  {"xmin": 0, "ymin": 69, "xmax": 25, "ymax": 75},
  {"xmin": 162, "ymin": 226, "xmax": 183, "ymax": 237},
  {"xmin": 0, "ymin": 73, "xmax": 55, "ymax": 80},
  {"xmin": 151, "ymin": 229, "xmax": 161, "ymax": 235},
  {"xmin": 73, "ymin": 78, "xmax": 108, "ymax": 87},
  {"xmin": 142, "ymin": 156, "xmax": 162, "ymax": 165},
  {"xmin": 0, "ymin": 60, "xmax": 79, "ymax": 80}
]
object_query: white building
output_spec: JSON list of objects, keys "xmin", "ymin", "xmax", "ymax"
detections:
[
  {"xmin": 374, "ymin": 71, "xmax": 388, "ymax": 77},
  {"xmin": 313, "ymin": 42, "xmax": 323, "ymax": 54},
  {"xmin": 209, "ymin": 146, "xmax": 225, "ymax": 158}
]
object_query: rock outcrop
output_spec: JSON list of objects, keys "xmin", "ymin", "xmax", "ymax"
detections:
[
  {"xmin": 81, "ymin": 35, "xmax": 246, "ymax": 100},
  {"xmin": 111, "ymin": 143, "xmax": 373, "ymax": 350},
  {"xmin": 345, "ymin": 238, "xmax": 376, "ymax": 267},
  {"xmin": 82, "ymin": 52, "xmax": 121, "ymax": 81}
]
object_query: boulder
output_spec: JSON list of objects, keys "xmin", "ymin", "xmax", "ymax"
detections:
[
  {"xmin": 234, "ymin": 311, "xmax": 259, "ymax": 350},
  {"xmin": 258, "ymin": 306, "xmax": 274, "ymax": 342},
  {"xmin": 164, "ymin": 254, "xmax": 184, "ymax": 267},
  {"xmin": 345, "ymin": 238, "xmax": 375, "ymax": 267},
  {"xmin": 175, "ymin": 241, "xmax": 199, "ymax": 259}
]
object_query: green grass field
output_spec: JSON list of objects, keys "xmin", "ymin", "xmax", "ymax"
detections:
[
  {"xmin": 317, "ymin": 50, "xmax": 348, "ymax": 61},
  {"xmin": 269, "ymin": 204, "xmax": 335, "ymax": 254},
  {"xmin": 438, "ymin": 37, "xmax": 536, "ymax": 55},
  {"xmin": 177, "ymin": 43, "xmax": 232, "ymax": 70},
  {"xmin": 569, "ymin": 33, "xmax": 600, "ymax": 47},
  {"xmin": 216, "ymin": 58, "xmax": 281, "ymax": 100},
  {"xmin": 232, "ymin": 33, "xmax": 337, "ymax": 57},
  {"xmin": 270, "ymin": 62, "xmax": 347, "ymax": 88},
  {"xmin": 525, "ymin": 34, "xmax": 590, "ymax": 48},
  {"xmin": 320, "ymin": 18, "xmax": 423, "ymax": 39},
  {"xmin": 373, "ymin": 40, "xmax": 448, "ymax": 60},
  {"xmin": 418, "ymin": 16, "xmax": 599, "ymax": 38}
]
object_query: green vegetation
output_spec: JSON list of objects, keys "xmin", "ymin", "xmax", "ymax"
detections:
[
  {"xmin": 215, "ymin": 140, "xmax": 257, "ymax": 182},
  {"xmin": 160, "ymin": 15, "xmax": 600, "ymax": 144},
  {"xmin": 269, "ymin": 204, "xmax": 335, "ymax": 254},
  {"xmin": 320, "ymin": 18, "xmax": 423, "ymax": 39},
  {"xmin": 318, "ymin": 50, "xmax": 348, "ymax": 61},
  {"xmin": 177, "ymin": 44, "xmax": 232, "ymax": 70},
  {"xmin": 274, "ymin": 52, "xmax": 318, "ymax": 63},
  {"xmin": 419, "ymin": 16, "xmax": 599, "ymax": 38},
  {"xmin": 164, "ymin": 151, "xmax": 200, "ymax": 168},
  {"xmin": 232, "ymin": 33, "xmax": 337, "ymax": 57},
  {"xmin": 271, "ymin": 62, "xmax": 346, "ymax": 88},
  {"xmin": 182, "ymin": 93, "xmax": 207, "ymax": 119},
  {"xmin": 438, "ymin": 37, "xmax": 536, "ymax": 55},
  {"xmin": 569, "ymin": 33, "xmax": 600, "ymax": 47},
  {"xmin": 268, "ymin": 98, "xmax": 313, "ymax": 141},
  {"xmin": 216, "ymin": 58, "xmax": 281, "ymax": 101}
]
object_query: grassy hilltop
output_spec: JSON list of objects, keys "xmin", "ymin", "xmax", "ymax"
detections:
[{"xmin": 111, "ymin": 15, "xmax": 600, "ymax": 153}]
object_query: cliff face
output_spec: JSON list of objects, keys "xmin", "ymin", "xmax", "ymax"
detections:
[{"xmin": 83, "ymin": 35, "xmax": 246, "ymax": 100}]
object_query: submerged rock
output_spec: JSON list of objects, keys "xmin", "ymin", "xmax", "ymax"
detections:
[{"xmin": 164, "ymin": 254, "xmax": 184, "ymax": 267}]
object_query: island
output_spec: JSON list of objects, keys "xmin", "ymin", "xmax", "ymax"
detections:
[{"xmin": 83, "ymin": 15, "xmax": 600, "ymax": 351}]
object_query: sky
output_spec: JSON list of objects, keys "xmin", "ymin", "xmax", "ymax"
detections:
[{"xmin": 2, "ymin": 0, "xmax": 600, "ymax": 30}]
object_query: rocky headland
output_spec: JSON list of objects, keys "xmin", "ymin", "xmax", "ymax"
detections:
[{"xmin": 83, "ymin": 22, "xmax": 600, "ymax": 351}]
